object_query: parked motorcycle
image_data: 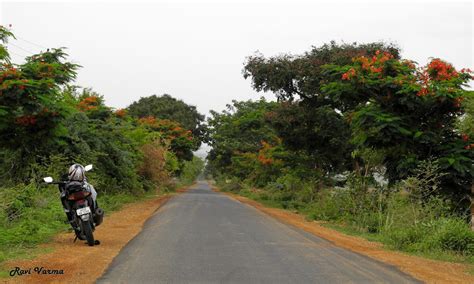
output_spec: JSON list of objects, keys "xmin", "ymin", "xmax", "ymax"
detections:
[{"xmin": 43, "ymin": 164, "xmax": 104, "ymax": 246}]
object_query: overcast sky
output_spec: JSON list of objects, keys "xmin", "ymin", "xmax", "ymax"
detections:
[{"xmin": 1, "ymin": 1, "xmax": 472, "ymax": 156}]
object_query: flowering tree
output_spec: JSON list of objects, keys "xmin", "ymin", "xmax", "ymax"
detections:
[
  {"xmin": 138, "ymin": 116, "xmax": 195, "ymax": 161},
  {"xmin": 207, "ymin": 99, "xmax": 283, "ymax": 182},
  {"xmin": 243, "ymin": 41, "xmax": 473, "ymax": 200},
  {"xmin": 128, "ymin": 94, "xmax": 207, "ymax": 146},
  {"xmin": 242, "ymin": 42, "xmax": 400, "ymax": 178},
  {"xmin": 324, "ymin": 51, "xmax": 473, "ymax": 197},
  {"xmin": 0, "ymin": 26, "xmax": 79, "ymax": 152}
]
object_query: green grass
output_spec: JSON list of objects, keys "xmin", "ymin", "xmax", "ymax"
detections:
[
  {"xmin": 323, "ymin": 223, "xmax": 474, "ymax": 264},
  {"xmin": 239, "ymin": 190, "xmax": 285, "ymax": 209}
]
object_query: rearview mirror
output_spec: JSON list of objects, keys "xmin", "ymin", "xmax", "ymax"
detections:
[
  {"xmin": 43, "ymin": 177, "xmax": 53, "ymax": 183},
  {"xmin": 84, "ymin": 164, "xmax": 93, "ymax": 172}
]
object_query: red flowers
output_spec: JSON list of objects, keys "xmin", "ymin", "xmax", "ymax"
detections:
[
  {"xmin": 138, "ymin": 117, "xmax": 194, "ymax": 145},
  {"xmin": 427, "ymin": 59, "xmax": 458, "ymax": 81},
  {"xmin": 15, "ymin": 115, "xmax": 37, "ymax": 126},
  {"xmin": 257, "ymin": 141, "xmax": 274, "ymax": 165},
  {"xmin": 417, "ymin": 87, "xmax": 429, "ymax": 97},
  {"xmin": 77, "ymin": 96, "xmax": 100, "ymax": 111},
  {"xmin": 371, "ymin": 67, "xmax": 383, "ymax": 73},
  {"xmin": 114, "ymin": 109, "xmax": 127, "ymax": 118},
  {"xmin": 342, "ymin": 68, "xmax": 356, "ymax": 80},
  {"xmin": 138, "ymin": 116, "xmax": 157, "ymax": 125},
  {"xmin": 454, "ymin": 97, "xmax": 464, "ymax": 108},
  {"xmin": 350, "ymin": 50, "xmax": 394, "ymax": 77},
  {"xmin": 416, "ymin": 59, "xmax": 467, "ymax": 97},
  {"xmin": 462, "ymin": 134, "xmax": 473, "ymax": 150}
]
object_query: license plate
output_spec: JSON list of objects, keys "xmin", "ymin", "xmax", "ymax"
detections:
[{"xmin": 76, "ymin": 207, "xmax": 91, "ymax": 216}]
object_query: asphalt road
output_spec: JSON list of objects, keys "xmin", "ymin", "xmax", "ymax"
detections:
[{"xmin": 98, "ymin": 181, "xmax": 419, "ymax": 284}]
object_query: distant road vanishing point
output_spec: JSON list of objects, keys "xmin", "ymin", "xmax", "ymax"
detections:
[{"xmin": 98, "ymin": 181, "xmax": 419, "ymax": 284}]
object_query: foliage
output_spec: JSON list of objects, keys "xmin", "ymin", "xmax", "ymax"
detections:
[
  {"xmin": 241, "ymin": 41, "xmax": 473, "ymax": 203},
  {"xmin": 241, "ymin": 42, "xmax": 402, "ymax": 181},
  {"xmin": 457, "ymin": 92, "xmax": 474, "ymax": 144},
  {"xmin": 323, "ymin": 52, "xmax": 473, "ymax": 199},
  {"xmin": 180, "ymin": 156, "xmax": 205, "ymax": 184},
  {"xmin": 128, "ymin": 94, "xmax": 207, "ymax": 146},
  {"xmin": 207, "ymin": 98, "xmax": 288, "ymax": 185},
  {"xmin": 138, "ymin": 116, "xmax": 195, "ymax": 162},
  {"xmin": 0, "ymin": 41, "xmax": 79, "ymax": 177},
  {"xmin": 266, "ymin": 102, "xmax": 352, "ymax": 174},
  {"xmin": 139, "ymin": 140, "xmax": 176, "ymax": 190},
  {"xmin": 243, "ymin": 41, "xmax": 400, "ymax": 109},
  {"xmin": 61, "ymin": 110, "xmax": 144, "ymax": 194}
]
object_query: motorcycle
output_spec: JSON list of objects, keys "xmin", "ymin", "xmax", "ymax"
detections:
[{"xmin": 43, "ymin": 164, "xmax": 104, "ymax": 246}]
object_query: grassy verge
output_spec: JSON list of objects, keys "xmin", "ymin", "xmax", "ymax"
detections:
[
  {"xmin": 216, "ymin": 182, "xmax": 474, "ymax": 265},
  {"xmin": 321, "ymin": 223, "xmax": 473, "ymax": 265}
]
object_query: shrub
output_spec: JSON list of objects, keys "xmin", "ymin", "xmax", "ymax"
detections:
[
  {"xmin": 383, "ymin": 226, "xmax": 425, "ymax": 251},
  {"xmin": 221, "ymin": 181, "xmax": 242, "ymax": 193},
  {"xmin": 431, "ymin": 218, "xmax": 474, "ymax": 254},
  {"xmin": 139, "ymin": 140, "xmax": 171, "ymax": 189}
]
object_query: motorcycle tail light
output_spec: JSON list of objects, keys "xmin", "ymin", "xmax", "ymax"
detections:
[{"xmin": 67, "ymin": 191, "xmax": 91, "ymax": 201}]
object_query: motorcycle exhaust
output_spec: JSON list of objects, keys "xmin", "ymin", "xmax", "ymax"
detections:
[{"xmin": 94, "ymin": 208, "xmax": 104, "ymax": 226}]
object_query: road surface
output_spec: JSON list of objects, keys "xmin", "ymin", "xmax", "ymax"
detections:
[{"xmin": 98, "ymin": 181, "xmax": 419, "ymax": 283}]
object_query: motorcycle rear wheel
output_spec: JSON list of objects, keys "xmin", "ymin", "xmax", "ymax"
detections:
[{"xmin": 81, "ymin": 219, "xmax": 95, "ymax": 246}]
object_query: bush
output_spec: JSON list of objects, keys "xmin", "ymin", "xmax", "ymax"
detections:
[
  {"xmin": 431, "ymin": 218, "xmax": 474, "ymax": 254},
  {"xmin": 383, "ymin": 226, "xmax": 425, "ymax": 251},
  {"xmin": 139, "ymin": 141, "xmax": 172, "ymax": 189},
  {"xmin": 307, "ymin": 189, "xmax": 347, "ymax": 221},
  {"xmin": 221, "ymin": 181, "xmax": 243, "ymax": 193},
  {"xmin": 0, "ymin": 183, "xmax": 66, "ymax": 263}
]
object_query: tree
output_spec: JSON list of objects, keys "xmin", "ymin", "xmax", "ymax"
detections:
[
  {"xmin": 243, "ymin": 41, "xmax": 399, "ymax": 110},
  {"xmin": 457, "ymin": 91, "xmax": 474, "ymax": 141},
  {"xmin": 137, "ymin": 116, "xmax": 195, "ymax": 162},
  {"xmin": 180, "ymin": 156, "xmax": 205, "ymax": 183},
  {"xmin": 242, "ymin": 42, "xmax": 398, "ymax": 176},
  {"xmin": 0, "ymin": 26, "xmax": 79, "ymax": 178},
  {"xmin": 128, "ymin": 94, "xmax": 206, "ymax": 146},
  {"xmin": 266, "ymin": 101, "xmax": 352, "ymax": 174},
  {"xmin": 323, "ymin": 51, "xmax": 473, "ymax": 198},
  {"xmin": 207, "ymin": 98, "xmax": 283, "ymax": 183}
]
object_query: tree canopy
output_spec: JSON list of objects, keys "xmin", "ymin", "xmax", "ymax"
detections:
[
  {"xmin": 233, "ymin": 41, "xmax": 473, "ymax": 200},
  {"xmin": 127, "ymin": 94, "xmax": 206, "ymax": 146}
]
